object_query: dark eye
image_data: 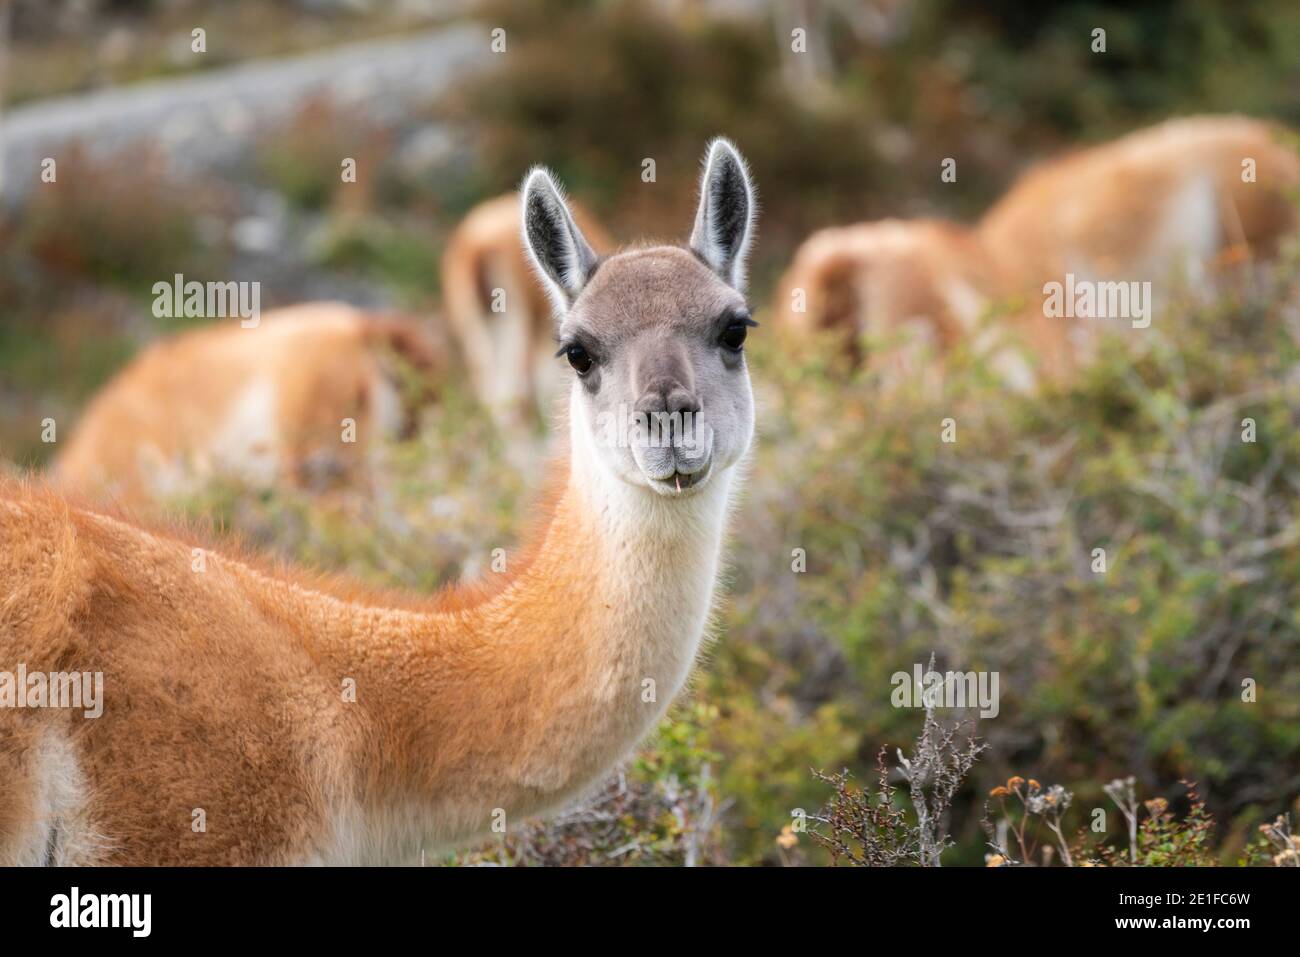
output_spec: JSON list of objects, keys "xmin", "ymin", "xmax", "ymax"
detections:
[
  {"xmin": 719, "ymin": 322, "xmax": 748, "ymax": 352},
  {"xmin": 565, "ymin": 343, "xmax": 593, "ymax": 375}
]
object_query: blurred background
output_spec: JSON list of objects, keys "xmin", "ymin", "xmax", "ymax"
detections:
[{"xmin": 2, "ymin": 0, "xmax": 1299, "ymax": 865}]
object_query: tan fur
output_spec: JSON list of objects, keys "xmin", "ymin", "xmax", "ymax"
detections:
[
  {"xmin": 774, "ymin": 219, "xmax": 997, "ymax": 347},
  {"xmin": 771, "ymin": 219, "xmax": 1068, "ymax": 388},
  {"xmin": 980, "ymin": 115, "xmax": 1300, "ymax": 289},
  {"xmin": 1, "ymin": 468, "xmax": 569, "ymax": 864},
  {"xmin": 441, "ymin": 194, "xmax": 612, "ymax": 425},
  {"xmin": 50, "ymin": 303, "xmax": 443, "ymax": 509}
]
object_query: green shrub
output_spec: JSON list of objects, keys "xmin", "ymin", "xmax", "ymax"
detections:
[{"xmin": 712, "ymin": 255, "xmax": 1300, "ymax": 864}]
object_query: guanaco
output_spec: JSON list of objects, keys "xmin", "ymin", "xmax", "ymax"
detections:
[
  {"xmin": 770, "ymin": 218, "xmax": 1056, "ymax": 391},
  {"xmin": 441, "ymin": 193, "xmax": 613, "ymax": 428},
  {"xmin": 980, "ymin": 114, "xmax": 1300, "ymax": 293},
  {"xmin": 0, "ymin": 139, "xmax": 758, "ymax": 865},
  {"xmin": 49, "ymin": 303, "xmax": 442, "ymax": 509},
  {"xmin": 773, "ymin": 115, "xmax": 1298, "ymax": 387}
]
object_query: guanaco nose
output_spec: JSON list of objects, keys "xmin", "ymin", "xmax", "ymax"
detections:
[{"xmin": 633, "ymin": 347, "xmax": 701, "ymax": 443}]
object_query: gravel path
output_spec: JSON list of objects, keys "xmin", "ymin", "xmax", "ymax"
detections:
[{"xmin": 1, "ymin": 22, "xmax": 489, "ymax": 202}]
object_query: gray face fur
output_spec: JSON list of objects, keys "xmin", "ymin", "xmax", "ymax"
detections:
[{"xmin": 521, "ymin": 139, "xmax": 757, "ymax": 497}]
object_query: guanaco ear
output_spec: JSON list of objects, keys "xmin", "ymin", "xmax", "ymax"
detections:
[
  {"xmin": 520, "ymin": 167, "xmax": 599, "ymax": 312},
  {"xmin": 689, "ymin": 137, "xmax": 756, "ymax": 292}
]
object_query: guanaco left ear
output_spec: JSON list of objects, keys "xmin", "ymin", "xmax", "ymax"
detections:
[
  {"xmin": 689, "ymin": 138, "xmax": 756, "ymax": 292},
  {"xmin": 521, "ymin": 167, "xmax": 599, "ymax": 313}
]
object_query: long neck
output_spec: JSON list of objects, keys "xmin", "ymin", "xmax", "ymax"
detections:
[{"xmin": 314, "ymin": 396, "xmax": 736, "ymax": 855}]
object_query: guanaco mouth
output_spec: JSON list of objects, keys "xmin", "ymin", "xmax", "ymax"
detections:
[{"xmin": 648, "ymin": 462, "xmax": 712, "ymax": 496}]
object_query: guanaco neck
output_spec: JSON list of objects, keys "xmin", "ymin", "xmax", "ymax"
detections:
[{"xmin": 296, "ymin": 390, "xmax": 739, "ymax": 854}]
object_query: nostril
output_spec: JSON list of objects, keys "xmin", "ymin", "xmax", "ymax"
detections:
[
  {"xmin": 634, "ymin": 393, "xmax": 666, "ymax": 416},
  {"xmin": 633, "ymin": 384, "xmax": 700, "ymax": 446},
  {"xmin": 667, "ymin": 388, "xmax": 700, "ymax": 416}
]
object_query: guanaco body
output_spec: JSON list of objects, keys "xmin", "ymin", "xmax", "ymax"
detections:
[
  {"xmin": 441, "ymin": 193, "xmax": 612, "ymax": 427},
  {"xmin": 980, "ymin": 114, "xmax": 1299, "ymax": 292},
  {"xmin": 49, "ymin": 303, "xmax": 441, "ymax": 509},
  {"xmin": 1, "ymin": 139, "xmax": 758, "ymax": 866},
  {"xmin": 770, "ymin": 218, "xmax": 1059, "ymax": 390},
  {"xmin": 773, "ymin": 115, "xmax": 1298, "ymax": 386}
]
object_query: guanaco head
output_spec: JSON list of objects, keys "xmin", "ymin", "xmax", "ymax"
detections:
[
  {"xmin": 773, "ymin": 220, "xmax": 996, "ymax": 349},
  {"xmin": 521, "ymin": 138, "xmax": 757, "ymax": 498}
]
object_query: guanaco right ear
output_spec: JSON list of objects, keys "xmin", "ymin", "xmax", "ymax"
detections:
[{"xmin": 521, "ymin": 167, "xmax": 599, "ymax": 313}]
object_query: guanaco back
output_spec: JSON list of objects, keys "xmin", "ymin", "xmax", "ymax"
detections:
[
  {"xmin": 980, "ymin": 114, "xmax": 1299, "ymax": 291},
  {"xmin": 50, "ymin": 303, "xmax": 442, "ymax": 509}
]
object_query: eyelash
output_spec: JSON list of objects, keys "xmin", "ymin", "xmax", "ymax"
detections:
[{"xmin": 554, "ymin": 340, "xmax": 593, "ymax": 358}]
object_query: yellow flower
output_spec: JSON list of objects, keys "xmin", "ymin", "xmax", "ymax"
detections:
[{"xmin": 776, "ymin": 825, "xmax": 798, "ymax": 850}]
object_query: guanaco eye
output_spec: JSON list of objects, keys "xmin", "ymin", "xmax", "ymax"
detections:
[
  {"xmin": 565, "ymin": 343, "xmax": 593, "ymax": 375},
  {"xmin": 719, "ymin": 322, "xmax": 748, "ymax": 352}
]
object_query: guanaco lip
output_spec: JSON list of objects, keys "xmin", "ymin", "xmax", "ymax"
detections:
[{"xmin": 649, "ymin": 462, "xmax": 711, "ymax": 496}]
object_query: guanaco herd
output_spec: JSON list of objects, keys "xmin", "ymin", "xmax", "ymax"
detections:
[{"xmin": 2, "ymin": 117, "xmax": 1297, "ymax": 865}]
